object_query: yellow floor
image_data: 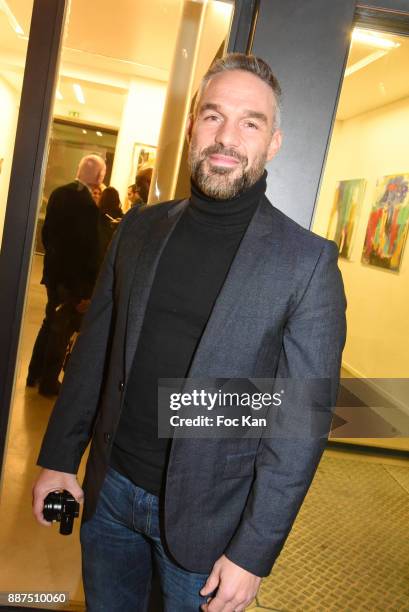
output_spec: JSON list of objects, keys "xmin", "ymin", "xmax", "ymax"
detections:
[{"xmin": 0, "ymin": 255, "xmax": 408, "ymax": 611}]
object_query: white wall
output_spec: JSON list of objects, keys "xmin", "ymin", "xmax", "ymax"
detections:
[
  {"xmin": 313, "ymin": 97, "xmax": 409, "ymax": 410},
  {"xmin": 110, "ymin": 78, "xmax": 167, "ymax": 205},
  {"xmin": 0, "ymin": 76, "xmax": 19, "ymax": 246}
]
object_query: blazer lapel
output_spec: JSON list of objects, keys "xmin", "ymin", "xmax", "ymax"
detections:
[
  {"xmin": 124, "ymin": 200, "xmax": 189, "ymax": 378},
  {"xmin": 187, "ymin": 197, "xmax": 280, "ymax": 376}
]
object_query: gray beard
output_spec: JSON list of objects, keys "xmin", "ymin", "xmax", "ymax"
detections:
[{"xmin": 188, "ymin": 144, "xmax": 267, "ymax": 200}]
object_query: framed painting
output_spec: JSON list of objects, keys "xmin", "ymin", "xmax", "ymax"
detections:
[
  {"xmin": 129, "ymin": 143, "xmax": 156, "ymax": 185},
  {"xmin": 327, "ymin": 178, "xmax": 366, "ymax": 259},
  {"xmin": 361, "ymin": 174, "xmax": 409, "ymax": 272}
]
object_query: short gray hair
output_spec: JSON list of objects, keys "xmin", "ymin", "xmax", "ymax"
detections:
[
  {"xmin": 76, "ymin": 154, "xmax": 106, "ymax": 187},
  {"xmin": 195, "ymin": 53, "xmax": 282, "ymax": 131}
]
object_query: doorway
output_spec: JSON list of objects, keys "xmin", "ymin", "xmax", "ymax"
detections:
[{"xmin": 312, "ymin": 24, "xmax": 409, "ymax": 451}]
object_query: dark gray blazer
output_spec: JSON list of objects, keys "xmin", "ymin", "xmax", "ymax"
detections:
[{"xmin": 38, "ymin": 195, "xmax": 346, "ymax": 577}]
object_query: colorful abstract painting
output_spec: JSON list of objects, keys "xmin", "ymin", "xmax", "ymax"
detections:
[
  {"xmin": 362, "ymin": 174, "xmax": 409, "ymax": 272},
  {"xmin": 327, "ymin": 179, "xmax": 366, "ymax": 258}
]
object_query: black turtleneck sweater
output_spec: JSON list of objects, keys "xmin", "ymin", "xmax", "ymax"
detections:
[{"xmin": 110, "ymin": 173, "xmax": 267, "ymax": 495}]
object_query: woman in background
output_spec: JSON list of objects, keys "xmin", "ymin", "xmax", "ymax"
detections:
[{"xmin": 98, "ymin": 186, "xmax": 123, "ymax": 258}]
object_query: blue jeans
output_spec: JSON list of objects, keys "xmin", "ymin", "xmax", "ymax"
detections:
[{"xmin": 80, "ymin": 467, "xmax": 212, "ymax": 612}]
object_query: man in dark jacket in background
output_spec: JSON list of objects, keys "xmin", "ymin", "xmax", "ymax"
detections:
[{"xmin": 27, "ymin": 154, "xmax": 106, "ymax": 396}]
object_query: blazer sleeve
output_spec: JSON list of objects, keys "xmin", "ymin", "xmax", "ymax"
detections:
[
  {"xmin": 223, "ymin": 240, "xmax": 347, "ymax": 577},
  {"xmin": 37, "ymin": 215, "xmax": 129, "ymax": 474}
]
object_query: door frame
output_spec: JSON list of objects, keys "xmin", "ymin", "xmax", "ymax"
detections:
[{"xmin": 0, "ymin": 0, "xmax": 67, "ymax": 486}]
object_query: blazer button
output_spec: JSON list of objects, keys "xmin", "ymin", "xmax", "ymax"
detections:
[
  {"xmin": 119, "ymin": 381, "xmax": 125, "ymax": 392},
  {"xmin": 104, "ymin": 432, "xmax": 112, "ymax": 443}
]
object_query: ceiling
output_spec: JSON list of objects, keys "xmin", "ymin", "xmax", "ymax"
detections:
[
  {"xmin": 0, "ymin": 0, "xmax": 184, "ymax": 128},
  {"xmin": 54, "ymin": 79, "xmax": 127, "ymax": 128},
  {"xmin": 0, "ymin": 2, "xmax": 409, "ymax": 126},
  {"xmin": 337, "ymin": 30, "xmax": 409, "ymax": 120},
  {"xmin": 2, "ymin": 0, "xmax": 183, "ymax": 75}
]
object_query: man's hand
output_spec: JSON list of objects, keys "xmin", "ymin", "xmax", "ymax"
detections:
[
  {"xmin": 200, "ymin": 554, "xmax": 261, "ymax": 611},
  {"xmin": 32, "ymin": 468, "xmax": 84, "ymax": 526}
]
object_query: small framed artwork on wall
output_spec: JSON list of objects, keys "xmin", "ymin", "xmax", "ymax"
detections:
[{"xmin": 129, "ymin": 143, "xmax": 156, "ymax": 185}]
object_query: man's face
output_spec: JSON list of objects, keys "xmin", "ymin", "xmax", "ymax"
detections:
[{"xmin": 187, "ymin": 69, "xmax": 282, "ymax": 199}]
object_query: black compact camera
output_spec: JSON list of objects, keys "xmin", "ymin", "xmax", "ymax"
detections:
[{"xmin": 43, "ymin": 490, "xmax": 79, "ymax": 535}]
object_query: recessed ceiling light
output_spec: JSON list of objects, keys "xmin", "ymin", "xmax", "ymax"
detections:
[
  {"xmin": 73, "ymin": 83, "xmax": 85, "ymax": 104},
  {"xmin": 96, "ymin": 131, "xmax": 103, "ymax": 137},
  {"xmin": 0, "ymin": 0, "xmax": 24, "ymax": 35},
  {"xmin": 82, "ymin": 129, "xmax": 87, "ymax": 134},
  {"xmin": 352, "ymin": 28, "xmax": 400, "ymax": 50}
]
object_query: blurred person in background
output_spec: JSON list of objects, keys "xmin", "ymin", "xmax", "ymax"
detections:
[
  {"xmin": 27, "ymin": 154, "xmax": 106, "ymax": 397},
  {"xmin": 135, "ymin": 166, "xmax": 153, "ymax": 204},
  {"xmin": 98, "ymin": 186, "xmax": 124, "ymax": 257},
  {"xmin": 127, "ymin": 167, "xmax": 153, "ymax": 209},
  {"xmin": 92, "ymin": 185, "xmax": 102, "ymax": 206},
  {"xmin": 127, "ymin": 183, "xmax": 143, "ymax": 209}
]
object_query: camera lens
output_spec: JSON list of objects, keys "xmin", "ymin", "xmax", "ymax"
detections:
[
  {"xmin": 43, "ymin": 491, "xmax": 63, "ymax": 521},
  {"xmin": 43, "ymin": 490, "xmax": 79, "ymax": 535}
]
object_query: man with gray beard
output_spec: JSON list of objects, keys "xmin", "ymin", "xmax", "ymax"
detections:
[{"xmin": 33, "ymin": 54, "xmax": 346, "ymax": 612}]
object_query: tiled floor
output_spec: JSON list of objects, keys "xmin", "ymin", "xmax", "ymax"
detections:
[
  {"xmin": 0, "ymin": 255, "xmax": 408, "ymax": 611},
  {"xmin": 250, "ymin": 452, "xmax": 409, "ymax": 611}
]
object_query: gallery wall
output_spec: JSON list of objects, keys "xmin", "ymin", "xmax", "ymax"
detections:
[
  {"xmin": 0, "ymin": 76, "xmax": 19, "ymax": 246},
  {"xmin": 313, "ymin": 96, "xmax": 409, "ymax": 411},
  {"xmin": 110, "ymin": 78, "xmax": 167, "ymax": 204}
]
